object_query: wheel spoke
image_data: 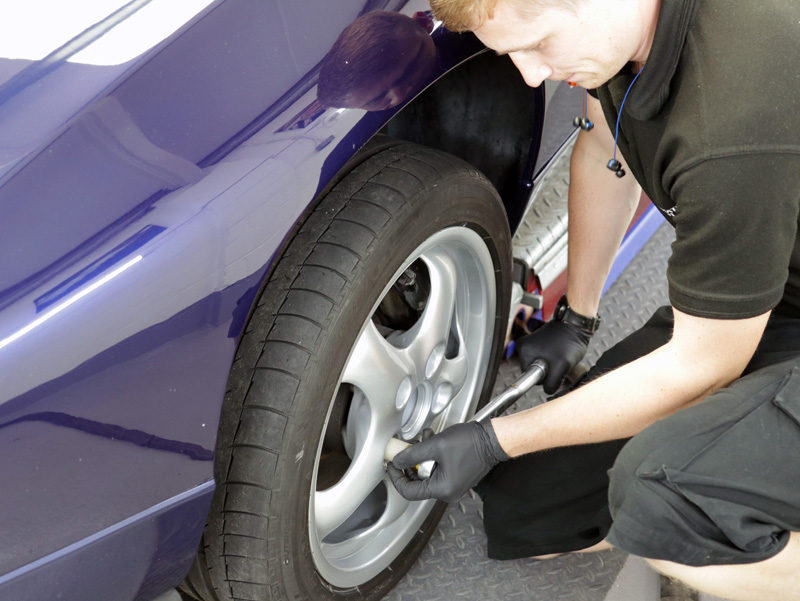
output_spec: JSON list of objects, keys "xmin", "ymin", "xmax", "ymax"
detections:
[
  {"xmin": 320, "ymin": 481, "xmax": 413, "ymax": 560},
  {"xmin": 343, "ymin": 321, "xmax": 414, "ymax": 425},
  {"xmin": 438, "ymin": 350, "xmax": 469, "ymax": 395},
  {"xmin": 402, "ymin": 249, "xmax": 458, "ymax": 368},
  {"xmin": 314, "ymin": 433, "xmax": 387, "ymax": 541},
  {"xmin": 373, "ymin": 477, "xmax": 411, "ymax": 529}
]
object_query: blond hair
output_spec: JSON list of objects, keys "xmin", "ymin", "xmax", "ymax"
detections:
[{"xmin": 430, "ymin": 0, "xmax": 584, "ymax": 32}]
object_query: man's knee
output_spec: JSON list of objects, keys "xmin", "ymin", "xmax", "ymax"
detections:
[
  {"xmin": 606, "ymin": 432, "xmax": 672, "ymax": 538},
  {"xmin": 605, "ymin": 387, "xmax": 800, "ymax": 566},
  {"xmin": 604, "ymin": 429, "xmax": 712, "ymax": 564}
]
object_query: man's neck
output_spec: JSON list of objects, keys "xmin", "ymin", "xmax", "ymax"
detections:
[{"xmin": 631, "ymin": 0, "xmax": 662, "ymax": 69}]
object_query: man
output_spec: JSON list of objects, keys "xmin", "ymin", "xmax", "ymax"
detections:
[{"xmin": 387, "ymin": 1, "xmax": 800, "ymax": 599}]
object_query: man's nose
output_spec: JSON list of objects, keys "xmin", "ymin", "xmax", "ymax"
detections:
[{"xmin": 509, "ymin": 52, "xmax": 553, "ymax": 88}]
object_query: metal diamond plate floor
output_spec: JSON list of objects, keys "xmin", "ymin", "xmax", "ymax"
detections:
[{"xmin": 385, "ymin": 221, "xmax": 677, "ymax": 601}]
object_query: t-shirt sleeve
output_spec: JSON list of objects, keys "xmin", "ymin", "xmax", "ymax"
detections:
[{"xmin": 666, "ymin": 153, "xmax": 800, "ymax": 319}]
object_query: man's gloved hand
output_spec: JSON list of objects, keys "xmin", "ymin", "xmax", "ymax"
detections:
[
  {"xmin": 516, "ymin": 320, "xmax": 592, "ymax": 395},
  {"xmin": 387, "ymin": 422, "xmax": 509, "ymax": 503}
]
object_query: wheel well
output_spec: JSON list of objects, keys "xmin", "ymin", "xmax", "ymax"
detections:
[{"xmin": 381, "ymin": 51, "xmax": 543, "ymax": 227}]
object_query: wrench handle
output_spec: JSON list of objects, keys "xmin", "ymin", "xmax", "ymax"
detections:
[{"xmin": 408, "ymin": 359, "xmax": 549, "ymax": 480}]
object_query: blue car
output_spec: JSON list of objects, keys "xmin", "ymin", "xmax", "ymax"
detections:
[{"xmin": 0, "ymin": 2, "xmax": 658, "ymax": 600}]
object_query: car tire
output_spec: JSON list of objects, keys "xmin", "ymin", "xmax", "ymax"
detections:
[{"xmin": 182, "ymin": 140, "xmax": 512, "ymax": 601}]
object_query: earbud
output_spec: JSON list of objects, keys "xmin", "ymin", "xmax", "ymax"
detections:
[
  {"xmin": 574, "ymin": 88, "xmax": 594, "ymax": 131},
  {"xmin": 607, "ymin": 68, "xmax": 644, "ymax": 180},
  {"xmin": 573, "ymin": 116, "xmax": 594, "ymax": 131},
  {"xmin": 606, "ymin": 159, "xmax": 625, "ymax": 178}
]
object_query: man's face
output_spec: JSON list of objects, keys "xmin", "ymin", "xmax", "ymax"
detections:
[{"xmin": 473, "ymin": 0, "xmax": 636, "ymax": 89}]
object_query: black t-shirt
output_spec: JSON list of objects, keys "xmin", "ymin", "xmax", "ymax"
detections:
[{"xmin": 592, "ymin": 0, "xmax": 800, "ymax": 319}]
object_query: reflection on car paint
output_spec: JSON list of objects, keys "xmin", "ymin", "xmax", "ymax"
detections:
[
  {"xmin": 33, "ymin": 225, "xmax": 166, "ymax": 313},
  {"xmin": 318, "ymin": 10, "xmax": 438, "ymax": 111},
  {"xmin": 0, "ymin": 255, "xmax": 143, "ymax": 353},
  {"xmin": 0, "ymin": 411, "xmax": 214, "ymax": 461}
]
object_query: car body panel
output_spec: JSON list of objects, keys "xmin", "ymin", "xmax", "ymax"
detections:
[
  {"xmin": 0, "ymin": 483, "xmax": 214, "ymax": 601},
  {"xmin": 0, "ymin": 1, "xmax": 510, "ymax": 599}
]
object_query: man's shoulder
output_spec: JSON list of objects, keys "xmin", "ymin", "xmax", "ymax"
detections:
[
  {"xmin": 684, "ymin": 0, "xmax": 797, "ymax": 124},
  {"xmin": 664, "ymin": 0, "xmax": 799, "ymax": 171}
]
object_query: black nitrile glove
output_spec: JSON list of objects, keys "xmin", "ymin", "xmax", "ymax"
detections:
[
  {"xmin": 516, "ymin": 320, "xmax": 592, "ymax": 395},
  {"xmin": 387, "ymin": 422, "xmax": 509, "ymax": 503}
]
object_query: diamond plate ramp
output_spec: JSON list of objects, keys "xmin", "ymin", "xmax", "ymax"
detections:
[
  {"xmin": 512, "ymin": 134, "xmax": 574, "ymax": 290},
  {"xmin": 387, "ymin": 223, "xmax": 676, "ymax": 601}
]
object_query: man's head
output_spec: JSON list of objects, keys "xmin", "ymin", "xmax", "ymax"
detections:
[
  {"xmin": 430, "ymin": 0, "xmax": 659, "ymax": 89},
  {"xmin": 429, "ymin": 0, "xmax": 585, "ymax": 33}
]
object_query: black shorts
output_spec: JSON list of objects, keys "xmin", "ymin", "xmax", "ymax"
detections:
[{"xmin": 475, "ymin": 307, "xmax": 800, "ymax": 565}]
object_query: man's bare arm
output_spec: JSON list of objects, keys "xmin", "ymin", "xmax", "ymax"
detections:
[
  {"xmin": 566, "ymin": 94, "xmax": 643, "ymax": 317},
  {"xmin": 492, "ymin": 308, "xmax": 770, "ymax": 457}
]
